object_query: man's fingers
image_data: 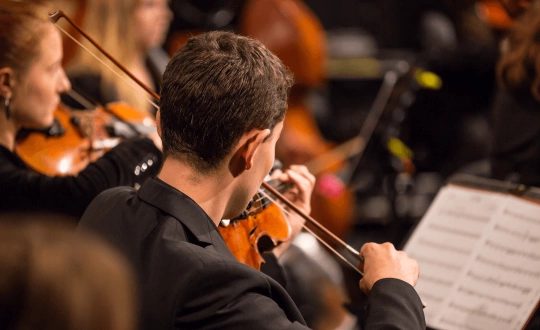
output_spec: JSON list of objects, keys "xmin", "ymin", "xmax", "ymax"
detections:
[
  {"xmin": 273, "ymin": 165, "xmax": 315, "ymax": 195},
  {"xmin": 286, "ymin": 170, "xmax": 311, "ymax": 191},
  {"xmin": 269, "ymin": 169, "xmax": 283, "ymax": 180},
  {"xmin": 359, "ymin": 242, "xmax": 377, "ymax": 259},
  {"xmin": 357, "ymin": 242, "xmax": 420, "ymax": 293},
  {"xmin": 288, "ymin": 165, "xmax": 316, "ymax": 185}
]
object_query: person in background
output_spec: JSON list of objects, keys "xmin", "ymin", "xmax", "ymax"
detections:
[
  {"xmin": 0, "ymin": 0, "xmax": 162, "ymax": 217},
  {"xmin": 64, "ymin": 0, "xmax": 172, "ymax": 114},
  {"xmin": 79, "ymin": 31, "xmax": 424, "ymax": 330},
  {"xmin": 0, "ymin": 221, "xmax": 137, "ymax": 330},
  {"xmin": 491, "ymin": 5, "xmax": 540, "ymax": 187}
]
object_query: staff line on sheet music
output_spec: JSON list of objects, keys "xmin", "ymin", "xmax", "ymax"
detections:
[
  {"xmin": 418, "ymin": 274, "xmax": 453, "ymax": 287},
  {"xmin": 485, "ymin": 240, "xmax": 540, "ymax": 262},
  {"xmin": 476, "ymin": 256, "xmax": 540, "ymax": 278},
  {"xmin": 447, "ymin": 302, "xmax": 515, "ymax": 325},
  {"xmin": 427, "ymin": 223, "xmax": 482, "ymax": 239},
  {"xmin": 411, "ymin": 254, "xmax": 462, "ymax": 272},
  {"xmin": 494, "ymin": 224, "xmax": 540, "ymax": 244},
  {"xmin": 457, "ymin": 286, "xmax": 523, "ymax": 309},
  {"xmin": 439, "ymin": 316, "xmax": 505, "ymax": 330},
  {"xmin": 503, "ymin": 209, "xmax": 540, "ymax": 226},
  {"xmin": 467, "ymin": 270, "xmax": 532, "ymax": 295},
  {"xmin": 438, "ymin": 209, "xmax": 491, "ymax": 223},
  {"xmin": 417, "ymin": 238, "xmax": 471, "ymax": 255}
]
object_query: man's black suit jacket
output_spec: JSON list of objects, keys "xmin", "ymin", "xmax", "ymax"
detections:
[{"xmin": 79, "ymin": 177, "xmax": 426, "ymax": 329}]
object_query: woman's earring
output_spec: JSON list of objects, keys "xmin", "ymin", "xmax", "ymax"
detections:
[{"xmin": 4, "ymin": 97, "xmax": 11, "ymax": 119}]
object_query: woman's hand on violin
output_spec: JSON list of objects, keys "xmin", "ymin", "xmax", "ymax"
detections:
[{"xmin": 358, "ymin": 242, "xmax": 419, "ymax": 295}]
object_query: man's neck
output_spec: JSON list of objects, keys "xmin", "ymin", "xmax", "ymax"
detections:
[{"xmin": 158, "ymin": 158, "xmax": 236, "ymax": 227}]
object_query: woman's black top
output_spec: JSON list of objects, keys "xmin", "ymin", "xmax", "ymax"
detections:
[{"xmin": 0, "ymin": 137, "xmax": 161, "ymax": 217}]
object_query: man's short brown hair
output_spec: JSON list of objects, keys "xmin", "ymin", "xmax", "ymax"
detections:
[{"xmin": 159, "ymin": 31, "xmax": 294, "ymax": 173}]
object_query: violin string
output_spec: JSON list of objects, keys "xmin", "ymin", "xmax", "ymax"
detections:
[
  {"xmin": 257, "ymin": 188, "xmax": 364, "ymax": 276},
  {"xmin": 247, "ymin": 180, "xmax": 293, "ymax": 214},
  {"xmin": 66, "ymin": 89, "xmax": 95, "ymax": 110},
  {"xmin": 298, "ymin": 223, "xmax": 363, "ymax": 276},
  {"xmin": 55, "ymin": 25, "xmax": 160, "ymax": 111}
]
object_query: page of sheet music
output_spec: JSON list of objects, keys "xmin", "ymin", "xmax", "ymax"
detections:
[
  {"xmin": 403, "ymin": 185, "xmax": 506, "ymax": 324},
  {"xmin": 430, "ymin": 195, "xmax": 540, "ymax": 330}
]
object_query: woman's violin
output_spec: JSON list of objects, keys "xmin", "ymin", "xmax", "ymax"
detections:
[{"xmin": 15, "ymin": 101, "xmax": 156, "ymax": 176}]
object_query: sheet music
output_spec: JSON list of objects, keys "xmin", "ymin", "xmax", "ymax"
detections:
[
  {"xmin": 430, "ymin": 195, "xmax": 540, "ymax": 330},
  {"xmin": 404, "ymin": 185, "xmax": 505, "ymax": 323}
]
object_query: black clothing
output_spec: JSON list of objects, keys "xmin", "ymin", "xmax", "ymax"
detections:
[
  {"xmin": 0, "ymin": 137, "xmax": 160, "ymax": 217},
  {"xmin": 491, "ymin": 88, "xmax": 540, "ymax": 186},
  {"xmin": 79, "ymin": 177, "xmax": 426, "ymax": 330}
]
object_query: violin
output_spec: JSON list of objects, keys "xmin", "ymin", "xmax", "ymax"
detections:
[
  {"xmin": 15, "ymin": 101, "xmax": 156, "ymax": 176},
  {"xmin": 218, "ymin": 180, "xmax": 291, "ymax": 270}
]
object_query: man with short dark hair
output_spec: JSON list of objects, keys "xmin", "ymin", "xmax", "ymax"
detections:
[{"xmin": 79, "ymin": 31, "xmax": 425, "ymax": 329}]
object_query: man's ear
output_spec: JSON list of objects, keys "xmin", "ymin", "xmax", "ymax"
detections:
[
  {"xmin": 155, "ymin": 108, "xmax": 162, "ymax": 137},
  {"xmin": 0, "ymin": 68, "xmax": 15, "ymax": 99},
  {"xmin": 242, "ymin": 128, "xmax": 271, "ymax": 170}
]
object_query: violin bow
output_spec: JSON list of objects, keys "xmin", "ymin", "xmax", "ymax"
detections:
[
  {"xmin": 48, "ymin": 10, "xmax": 160, "ymax": 106},
  {"xmin": 260, "ymin": 181, "xmax": 365, "ymax": 274}
]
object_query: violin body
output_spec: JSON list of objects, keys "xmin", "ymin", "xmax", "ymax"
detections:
[
  {"xmin": 15, "ymin": 102, "xmax": 155, "ymax": 176},
  {"xmin": 219, "ymin": 194, "xmax": 291, "ymax": 270}
]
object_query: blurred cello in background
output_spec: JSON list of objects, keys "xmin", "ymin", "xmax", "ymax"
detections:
[
  {"xmin": 239, "ymin": 0, "xmax": 355, "ymax": 239},
  {"xmin": 475, "ymin": 0, "xmax": 515, "ymax": 30},
  {"xmin": 475, "ymin": 0, "xmax": 536, "ymax": 30},
  {"xmin": 49, "ymin": 0, "xmax": 87, "ymax": 66}
]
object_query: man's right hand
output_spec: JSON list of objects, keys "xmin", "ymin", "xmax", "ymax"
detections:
[{"xmin": 358, "ymin": 242, "xmax": 419, "ymax": 294}]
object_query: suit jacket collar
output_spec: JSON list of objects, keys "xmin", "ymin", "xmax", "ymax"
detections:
[{"xmin": 138, "ymin": 177, "xmax": 226, "ymax": 249}]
